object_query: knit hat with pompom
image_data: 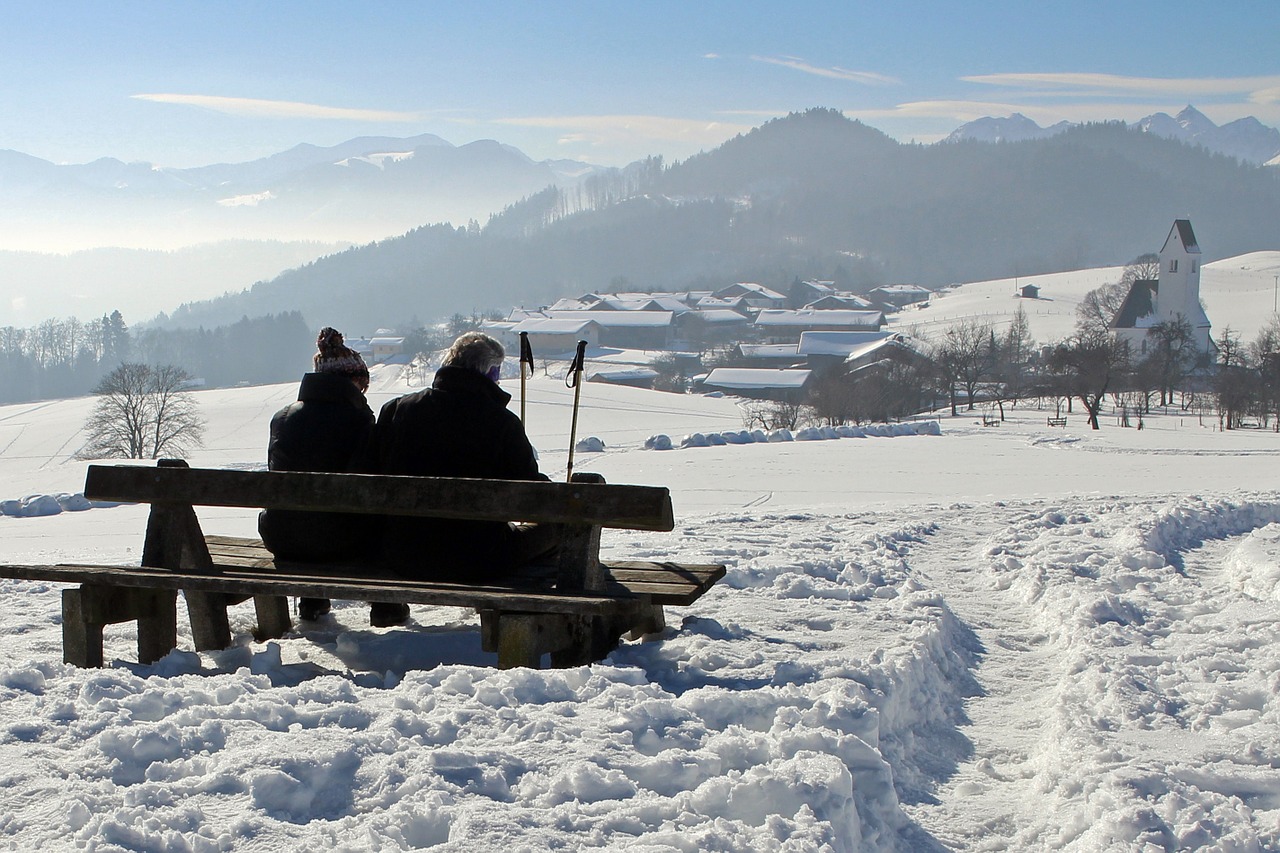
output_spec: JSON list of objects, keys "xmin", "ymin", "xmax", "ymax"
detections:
[{"xmin": 313, "ymin": 327, "xmax": 369, "ymax": 381}]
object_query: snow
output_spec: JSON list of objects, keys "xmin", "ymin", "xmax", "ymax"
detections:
[
  {"xmin": 890, "ymin": 251, "xmax": 1280, "ymax": 347},
  {"xmin": 2, "ymin": 320, "xmax": 1280, "ymax": 848}
]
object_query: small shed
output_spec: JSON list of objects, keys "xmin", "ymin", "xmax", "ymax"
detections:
[{"xmin": 1019, "ymin": 284, "xmax": 1040, "ymax": 299}]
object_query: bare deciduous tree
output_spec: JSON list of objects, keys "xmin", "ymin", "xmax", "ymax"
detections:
[
  {"xmin": 1046, "ymin": 330, "xmax": 1131, "ymax": 430},
  {"xmin": 79, "ymin": 363, "xmax": 205, "ymax": 459}
]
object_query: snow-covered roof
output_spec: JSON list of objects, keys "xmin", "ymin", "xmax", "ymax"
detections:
[
  {"xmin": 547, "ymin": 297, "xmax": 593, "ymax": 311},
  {"xmin": 755, "ymin": 309, "xmax": 884, "ymax": 328},
  {"xmin": 738, "ymin": 343, "xmax": 801, "ymax": 359},
  {"xmin": 870, "ymin": 284, "xmax": 933, "ymax": 296},
  {"xmin": 586, "ymin": 367, "xmax": 659, "ymax": 382},
  {"xmin": 543, "ymin": 310, "xmax": 674, "ymax": 328},
  {"xmin": 702, "ymin": 368, "xmax": 812, "ymax": 390},
  {"xmin": 803, "ymin": 295, "xmax": 873, "ymax": 310},
  {"xmin": 370, "ymin": 336, "xmax": 405, "ymax": 347},
  {"xmin": 798, "ymin": 331, "xmax": 892, "ymax": 356},
  {"xmin": 841, "ymin": 335, "xmax": 924, "ymax": 364},
  {"xmin": 511, "ymin": 318, "xmax": 601, "ymax": 334},
  {"xmin": 715, "ymin": 282, "xmax": 787, "ymax": 301},
  {"xmin": 696, "ymin": 296, "xmax": 745, "ymax": 309},
  {"xmin": 690, "ymin": 309, "xmax": 750, "ymax": 324}
]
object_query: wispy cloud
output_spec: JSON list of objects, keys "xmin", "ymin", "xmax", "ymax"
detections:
[
  {"xmin": 490, "ymin": 114, "xmax": 754, "ymax": 149},
  {"xmin": 962, "ymin": 72, "xmax": 1280, "ymax": 99},
  {"xmin": 132, "ymin": 94, "xmax": 423, "ymax": 122},
  {"xmin": 751, "ymin": 55, "xmax": 900, "ymax": 86}
]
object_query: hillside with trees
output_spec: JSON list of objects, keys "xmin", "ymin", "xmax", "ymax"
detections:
[{"xmin": 159, "ymin": 109, "xmax": 1280, "ymax": 333}]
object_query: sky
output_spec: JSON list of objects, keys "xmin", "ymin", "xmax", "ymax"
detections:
[{"xmin": 3, "ymin": 0, "xmax": 1279, "ymax": 169}]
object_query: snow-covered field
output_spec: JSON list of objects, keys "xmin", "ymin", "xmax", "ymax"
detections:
[
  {"xmin": 3, "ymin": 341, "xmax": 1280, "ymax": 849},
  {"xmin": 891, "ymin": 251, "xmax": 1280, "ymax": 347}
]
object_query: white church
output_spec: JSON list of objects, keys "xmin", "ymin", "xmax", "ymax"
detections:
[{"xmin": 1111, "ymin": 219, "xmax": 1213, "ymax": 356}]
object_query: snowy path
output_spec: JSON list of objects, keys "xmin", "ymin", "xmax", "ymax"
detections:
[
  {"xmin": 898, "ymin": 506, "xmax": 1059, "ymax": 849},
  {"xmin": 905, "ymin": 498, "xmax": 1280, "ymax": 850}
]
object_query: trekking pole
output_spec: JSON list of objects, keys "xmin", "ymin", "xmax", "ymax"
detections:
[
  {"xmin": 519, "ymin": 332, "xmax": 533, "ymax": 425},
  {"xmin": 564, "ymin": 340, "xmax": 587, "ymax": 482}
]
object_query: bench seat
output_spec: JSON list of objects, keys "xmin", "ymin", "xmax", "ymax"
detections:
[{"xmin": 2, "ymin": 461, "xmax": 725, "ymax": 671}]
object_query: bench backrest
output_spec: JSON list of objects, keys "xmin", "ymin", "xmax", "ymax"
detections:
[{"xmin": 84, "ymin": 464, "xmax": 675, "ymax": 532}]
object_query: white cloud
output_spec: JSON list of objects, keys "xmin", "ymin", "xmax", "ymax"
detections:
[
  {"xmin": 751, "ymin": 56, "xmax": 900, "ymax": 86},
  {"xmin": 962, "ymin": 72, "xmax": 1280, "ymax": 99},
  {"xmin": 132, "ymin": 94, "xmax": 423, "ymax": 122}
]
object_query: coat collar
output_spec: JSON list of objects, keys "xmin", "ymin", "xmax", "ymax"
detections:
[
  {"xmin": 431, "ymin": 365, "xmax": 512, "ymax": 406},
  {"xmin": 298, "ymin": 372, "xmax": 372, "ymax": 411}
]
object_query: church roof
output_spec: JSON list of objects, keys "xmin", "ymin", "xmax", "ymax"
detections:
[
  {"xmin": 1161, "ymin": 219, "xmax": 1200, "ymax": 254},
  {"xmin": 1112, "ymin": 280, "xmax": 1158, "ymax": 329}
]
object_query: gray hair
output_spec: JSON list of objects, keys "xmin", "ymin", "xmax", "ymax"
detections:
[{"xmin": 442, "ymin": 331, "xmax": 505, "ymax": 374}]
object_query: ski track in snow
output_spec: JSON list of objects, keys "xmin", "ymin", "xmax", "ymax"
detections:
[{"xmin": 904, "ymin": 497, "xmax": 1280, "ymax": 851}]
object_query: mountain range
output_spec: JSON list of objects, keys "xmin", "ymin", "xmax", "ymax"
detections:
[
  {"xmin": 947, "ymin": 105, "xmax": 1280, "ymax": 166},
  {"xmin": 0, "ymin": 134, "xmax": 606, "ymax": 253},
  {"xmin": 155, "ymin": 109, "xmax": 1280, "ymax": 333}
]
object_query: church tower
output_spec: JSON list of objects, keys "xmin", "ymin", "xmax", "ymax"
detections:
[{"xmin": 1157, "ymin": 219, "xmax": 1212, "ymax": 352}]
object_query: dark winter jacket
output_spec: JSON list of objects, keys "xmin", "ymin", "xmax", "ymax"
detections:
[
  {"xmin": 258, "ymin": 372, "xmax": 376, "ymax": 561},
  {"xmin": 373, "ymin": 365, "xmax": 547, "ymax": 578}
]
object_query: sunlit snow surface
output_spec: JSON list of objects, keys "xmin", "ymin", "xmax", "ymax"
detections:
[{"xmin": 2, "ymin": 362, "xmax": 1280, "ymax": 849}]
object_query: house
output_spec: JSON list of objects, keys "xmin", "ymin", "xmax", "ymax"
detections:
[
  {"xmin": 789, "ymin": 279, "xmax": 837, "ymax": 308},
  {"xmin": 868, "ymin": 284, "xmax": 932, "ymax": 309},
  {"xmin": 1111, "ymin": 219, "xmax": 1213, "ymax": 355},
  {"xmin": 753, "ymin": 309, "xmax": 885, "ymax": 343},
  {"xmin": 509, "ymin": 318, "xmax": 603, "ymax": 354},
  {"xmin": 804, "ymin": 294, "xmax": 874, "ymax": 311},
  {"xmin": 369, "ymin": 334, "xmax": 406, "ymax": 363},
  {"xmin": 713, "ymin": 282, "xmax": 788, "ymax": 311},
  {"xmin": 1019, "ymin": 284, "xmax": 1040, "ymax": 299},
  {"xmin": 542, "ymin": 310, "xmax": 675, "ymax": 349},
  {"xmin": 700, "ymin": 367, "xmax": 813, "ymax": 402},
  {"xmin": 735, "ymin": 343, "xmax": 804, "ymax": 365}
]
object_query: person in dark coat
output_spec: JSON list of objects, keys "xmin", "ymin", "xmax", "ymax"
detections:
[
  {"xmin": 259, "ymin": 327, "xmax": 406, "ymax": 626},
  {"xmin": 374, "ymin": 331, "xmax": 559, "ymax": 581}
]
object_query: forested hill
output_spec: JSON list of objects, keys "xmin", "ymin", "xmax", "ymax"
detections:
[{"xmin": 160, "ymin": 108, "xmax": 1280, "ymax": 332}]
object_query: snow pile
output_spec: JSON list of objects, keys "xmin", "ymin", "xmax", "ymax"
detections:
[
  {"xmin": 655, "ymin": 421, "xmax": 941, "ymax": 451},
  {"xmin": 0, "ymin": 492, "xmax": 102, "ymax": 517},
  {"xmin": 0, "ymin": 512, "xmax": 979, "ymax": 849},
  {"xmin": 1223, "ymin": 522, "xmax": 1280, "ymax": 602}
]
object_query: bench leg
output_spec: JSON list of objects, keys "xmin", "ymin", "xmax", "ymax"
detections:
[
  {"xmin": 185, "ymin": 590, "xmax": 232, "ymax": 652},
  {"xmin": 136, "ymin": 590, "xmax": 179, "ymax": 664},
  {"xmin": 497, "ymin": 614, "xmax": 547, "ymax": 669},
  {"xmin": 253, "ymin": 595, "xmax": 291, "ymax": 641},
  {"xmin": 479, "ymin": 610, "xmax": 499, "ymax": 653},
  {"xmin": 62, "ymin": 588, "xmax": 104, "ymax": 668},
  {"xmin": 62, "ymin": 586, "xmax": 179, "ymax": 667},
  {"xmin": 626, "ymin": 604, "xmax": 666, "ymax": 641}
]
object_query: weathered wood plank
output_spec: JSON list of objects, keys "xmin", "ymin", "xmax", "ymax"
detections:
[
  {"xmin": 84, "ymin": 465, "xmax": 675, "ymax": 531},
  {"xmin": 1, "ymin": 564, "xmax": 632, "ymax": 616},
  {"xmin": 200, "ymin": 537, "xmax": 723, "ymax": 603}
]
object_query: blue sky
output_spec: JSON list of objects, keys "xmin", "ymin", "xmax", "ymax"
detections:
[{"xmin": 4, "ymin": 0, "xmax": 1278, "ymax": 168}]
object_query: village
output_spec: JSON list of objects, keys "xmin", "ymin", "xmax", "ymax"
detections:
[{"xmin": 339, "ymin": 219, "xmax": 1260, "ymax": 432}]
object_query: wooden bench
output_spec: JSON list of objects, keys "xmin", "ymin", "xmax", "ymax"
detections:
[
  {"xmin": 982, "ymin": 413, "xmax": 1000, "ymax": 427},
  {"xmin": 1047, "ymin": 416, "xmax": 1067, "ymax": 427},
  {"xmin": 2, "ymin": 460, "xmax": 724, "ymax": 670}
]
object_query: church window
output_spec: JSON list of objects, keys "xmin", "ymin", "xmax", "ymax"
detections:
[
  {"xmin": 1192, "ymin": 261, "xmax": 1198, "ymax": 273},
  {"xmin": 1169, "ymin": 260, "xmax": 1179, "ymax": 272}
]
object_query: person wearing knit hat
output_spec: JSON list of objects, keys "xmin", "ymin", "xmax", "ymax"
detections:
[
  {"xmin": 313, "ymin": 327, "xmax": 370, "ymax": 391},
  {"xmin": 258, "ymin": 327, "xmax": 407, "ymax": 627}
]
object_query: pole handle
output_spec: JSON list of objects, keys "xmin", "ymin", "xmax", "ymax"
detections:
[
  {"xmin": 565, "ymin": 340, "xmax": 587, "ymax": 481},
  {"xmin": 519, "ymin": 332, "xmax": 532, "ymax": 424}
]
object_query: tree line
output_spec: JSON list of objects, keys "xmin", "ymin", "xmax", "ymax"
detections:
[
  {"xmin": 0, "ymin": 310, "xmax": 313, "ymax": 405},
  {"xmin": 722, "ymin": 255, "xmax": 1280, "ymax": 433}
]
